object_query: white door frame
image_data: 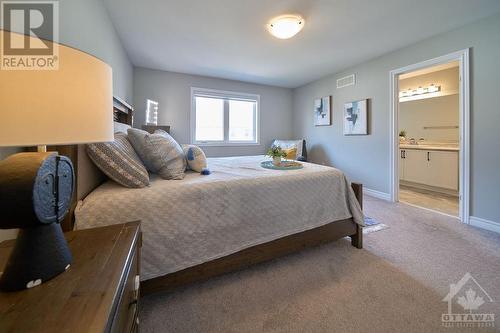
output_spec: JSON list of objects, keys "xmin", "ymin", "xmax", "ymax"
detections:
[{"xmin": 389, "ymin": 49, "xmax": 470, "ymax": 223}]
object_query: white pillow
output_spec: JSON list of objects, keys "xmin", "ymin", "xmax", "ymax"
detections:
[
  {"xmin": 182, "ymin": 144, "xmax": 207, "ymax": 172},
  {"xmin": 113, "ymin": 121, "xmax": 131, "ymax": 134}
]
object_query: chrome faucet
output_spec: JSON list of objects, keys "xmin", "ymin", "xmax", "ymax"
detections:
[{"xmin": 407, "ymin": 138, "xmax": 425, "ymax": 145}]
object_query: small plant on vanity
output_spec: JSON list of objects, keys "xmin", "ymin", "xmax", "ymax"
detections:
[
  {"xmin": 267, "ymin": 145, "xmax": 287, "ymax": 166},
  {"xmin": 399, "ymin": 130, "xmax": 407, "ymax": 143}
]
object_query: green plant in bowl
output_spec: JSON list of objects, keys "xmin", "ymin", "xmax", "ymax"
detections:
[{"xmin": 267, "ymin": 145, "xmax": 287, "ymax": 166}]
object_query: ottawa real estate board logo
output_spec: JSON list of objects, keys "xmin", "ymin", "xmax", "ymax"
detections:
[
  {"xmin": 0, "ymin": 0, "xmax": 59, "ymax": 70},
  {"xmin": 442, "ymin": 272, "xmax": 495, "ymax": 328}
]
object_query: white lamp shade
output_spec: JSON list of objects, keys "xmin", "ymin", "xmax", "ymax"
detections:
[{"xmin": 0, "ymin": 30, "xmax": 114, "ymax": 147}]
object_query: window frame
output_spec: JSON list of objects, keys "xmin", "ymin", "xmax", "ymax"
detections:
[{"xmin": 190, "ymin": 87, "xmax": 260, "ymax": 146}]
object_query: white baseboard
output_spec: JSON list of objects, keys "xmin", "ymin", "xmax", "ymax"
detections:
[
  {"xmin": 469, "ymin": 216, "xmax": 500, "ymax": 234},
  {"xmin": 364, "ymin": 188, "xmax": 391, "ymax": 201}
]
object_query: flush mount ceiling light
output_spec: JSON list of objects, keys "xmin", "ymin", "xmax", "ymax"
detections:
[{"xmin": 267, "ymin": 15, "xmax": 305, "ymax": 39}]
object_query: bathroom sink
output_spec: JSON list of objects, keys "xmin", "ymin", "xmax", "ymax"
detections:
[{"xmin": 399, "ymin": 144, "xmax": 459, "ymax": 151}]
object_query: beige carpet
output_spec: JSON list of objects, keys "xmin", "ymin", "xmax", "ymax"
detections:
[{"xmin": 140, "ymin": 195, "xmax": 500, "ymax": 332}]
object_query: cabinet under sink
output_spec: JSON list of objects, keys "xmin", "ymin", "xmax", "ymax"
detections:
[{"xmin": 399, "ymin": 148, "xmax": 459, "ymax": 193}]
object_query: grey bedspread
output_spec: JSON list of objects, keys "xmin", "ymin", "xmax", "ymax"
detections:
[{"xmin": 75, "ymin": 155, "xmax": 363, "ymax": 280}]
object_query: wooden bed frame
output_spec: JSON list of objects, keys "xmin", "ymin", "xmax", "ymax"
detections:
[{"xmin": 53, "ymin": 97, "xmax": 364, "ymax": 296}]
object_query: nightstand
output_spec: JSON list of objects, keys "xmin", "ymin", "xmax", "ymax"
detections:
[{"xmin": 0, "ymin": 222, "xmax": 141, "ymax": 333}]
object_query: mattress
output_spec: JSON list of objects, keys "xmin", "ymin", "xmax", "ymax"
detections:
[{"xmin": 75, "ymin": 155, "xmax": 364, "ymax": 280}]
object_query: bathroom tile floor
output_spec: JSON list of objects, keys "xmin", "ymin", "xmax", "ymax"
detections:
[{"xmin": 399, "ymin": 185, "xmax": 459, "ymax": 217}]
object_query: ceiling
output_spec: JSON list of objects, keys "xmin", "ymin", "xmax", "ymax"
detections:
[{"xmin": 103, "ymin": 0, "xmax": 500, "ymax": 88}]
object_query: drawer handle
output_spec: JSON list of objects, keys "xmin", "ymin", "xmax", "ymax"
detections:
[
  {"xmin": 134, "ymin": 275, "xmax": 140, "ymax": 291},
  {"xmin": 129, "ymin": 299, "xmax": 138, "ymax": 309}
]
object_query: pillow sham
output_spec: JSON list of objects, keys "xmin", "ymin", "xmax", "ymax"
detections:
[
  {"xmin": 272, "ymin": 140, "xmax": 304, "ymax": 160},
  {"xmin": 127, "ymin": 128, "xmax": 186, "ymax": 180},
  {"xmin": 126, "ymin": 128, "xmax": 154, "ymax": 170},
  {"xmin": 86, "ymin": 132, "xmax": 149, "ymax": 188},
  {"xmin": 182, "ymin": 144, "xmax": 207, "ymax": 172},
  {"xmin": 113, "ymin": 121, "xmax": 131, "ymax": 134},
  {"xmin": 283, "ymin": 147, "xmax": 297, "ymax": 160}
]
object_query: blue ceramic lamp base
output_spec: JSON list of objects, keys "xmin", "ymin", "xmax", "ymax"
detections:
[
  {"xmin": 0, "ymin": 223, "xmax": 72, "ymax": 291},
  {"xmin": 0, "ymin": 152, "xmax": 75, "ymax": 292}
]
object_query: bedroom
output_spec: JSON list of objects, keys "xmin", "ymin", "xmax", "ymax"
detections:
[{"xmin": 0, "ymin": 0, "xmax": 499, "ymax": 332}]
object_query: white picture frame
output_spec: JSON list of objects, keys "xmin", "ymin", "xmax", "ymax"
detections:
[
  {"xmin": 344, "ymin": 99, "xmax": 368, "ymax": 135},
  {"xmin": 314, "ymin": 96, "xmax": 331, "ymax": 126}
]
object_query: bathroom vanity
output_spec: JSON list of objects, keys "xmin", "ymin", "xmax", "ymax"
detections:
[{"xmin": 399, "ymin": 144, "xmax": 459, "ymax": 194}]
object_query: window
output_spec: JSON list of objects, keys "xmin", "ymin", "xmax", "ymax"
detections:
[{"xmin": 191, "ymin": 88, "xmax": 259, "ymax": 145}]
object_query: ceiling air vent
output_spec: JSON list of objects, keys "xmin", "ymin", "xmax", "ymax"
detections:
[{"xmin": 336, "ymin": 74, "xmax": 355, "ymax": 89}]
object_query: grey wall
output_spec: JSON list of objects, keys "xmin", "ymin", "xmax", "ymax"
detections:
[
  {"xmin": 60, "ymin": 0, "xmax": 133, "ymax": 103},
  {"xmin": 292, "ymin": 13, "xmax": 500, "ymax": 223},
  {"xmin": 0, "ymin": 0, "xmax": 133, "ymax": 161},
  {"xmin": 0, "ymin": 148, "xmax": 21, "ymax": 160},
  {"xmin": 133, "ymin": 68, "xmax": 293, "ymax": 157}
]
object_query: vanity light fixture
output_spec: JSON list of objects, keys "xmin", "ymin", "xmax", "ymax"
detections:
[
  {"xmin": 399, "ymin": 84, "xmax": 441, "ymax": 99},
  {"xmin": 267, "ymin": 15, "xmax": 305, "ymax": 39},
  {"xmin": 428, "ymin": 84, "xmax": 440, "ymax": 93}
]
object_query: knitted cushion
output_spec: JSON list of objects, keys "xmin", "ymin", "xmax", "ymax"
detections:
[
  {"xmin": 86, "ymin": 132, "xmax": 149, "ymax": 188},
  {"xmin": 182, "ymin": 144, "xmax": 207, "ymax": 172}
]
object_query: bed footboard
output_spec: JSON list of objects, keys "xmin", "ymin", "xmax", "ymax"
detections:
[
  {"xmin": 350, "ymin": 182, "xmax": 363, "ymax": 249},
  {"xmin": 141, "ymin": 182, "xmax": 365, "ymax": 295}
]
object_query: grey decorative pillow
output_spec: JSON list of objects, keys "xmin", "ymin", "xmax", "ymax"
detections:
[
  {"xmin": 127, "ymin": 128, "xmax": 186, "ymax": 180},
  {"xmin": 126, "ymin": 128, "xmax": 154, "ymax": 170},
  {"xmin": 86, "ymin": 133, "xmax": 149, "ymax": 188}
]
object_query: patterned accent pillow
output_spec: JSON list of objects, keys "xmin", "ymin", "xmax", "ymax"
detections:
[
  {"xmin": 272, "ymin": 140, "xmax": 304, "ymax": 160},
  {"xmin": 181, "ymin": 144, "xmax": 207, "ymax": 172},
  {"xmin": 283, "ymin": 147, "xmax": 297, "ymax": 160},
  {"xmin": 86, "ymin": 133, "xmax": 149, "ymax": 188},
  {"xmin": 128, "ymin": 128, "xmax": 186, "ymax": 180}
]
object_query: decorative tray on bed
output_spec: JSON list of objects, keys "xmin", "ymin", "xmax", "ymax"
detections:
[{"xmin": 260, "ymin": 160, "xmax": 304, "ymax": 170}]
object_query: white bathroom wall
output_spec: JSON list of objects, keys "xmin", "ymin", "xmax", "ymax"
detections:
[{"xmin": 399, "ymin": 67, "xmax": 459, "ymax": 142}]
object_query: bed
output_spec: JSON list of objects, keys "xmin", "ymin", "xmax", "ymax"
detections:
[{"xmin": 60, "ymin": 97, "xmax": 364, "ymax": 295}]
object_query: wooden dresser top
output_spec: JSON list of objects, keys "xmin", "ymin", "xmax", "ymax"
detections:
[{"xmin": 0, "ymin": 222, "xmax": 140, "ymax": 333}]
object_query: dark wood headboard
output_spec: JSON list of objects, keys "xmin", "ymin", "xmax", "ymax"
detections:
[
  {"xmin": 113, "ymin": 96, "xmax": 134, "ymax": 125},
  {"xmin": 55, "ymin": 97, "xmax": 134, "ymax": 231}
]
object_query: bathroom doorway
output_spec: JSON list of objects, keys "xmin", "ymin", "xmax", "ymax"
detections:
[{"xmin": 390, "ymin": 50, "xmax": 470, "ymax": 223}]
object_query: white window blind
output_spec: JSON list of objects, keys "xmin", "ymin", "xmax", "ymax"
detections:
[{"xmin": 191, "ymin": 88, "xmax": 259, "ymax": 145}]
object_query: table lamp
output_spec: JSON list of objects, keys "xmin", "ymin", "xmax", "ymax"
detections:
[{"xmin": 0, "ymin": 30, "xmax": 113, "ymax": 291}]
